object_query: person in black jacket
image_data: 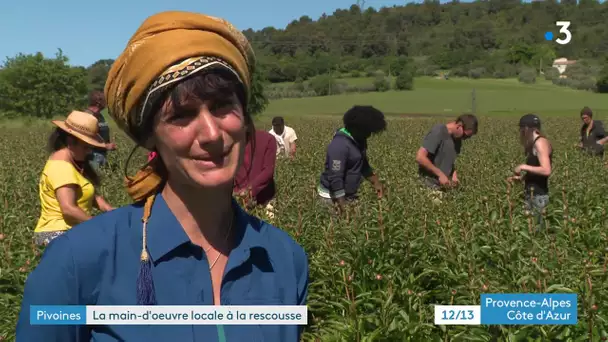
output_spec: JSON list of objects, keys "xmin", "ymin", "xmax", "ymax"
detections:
[
  {"xmin": 576, "ymin": 106, "xmax": 606, "ymax": 157},
  {"xmin": 317, "ymin": 105, "xmax": 386, "ymax": 214}
]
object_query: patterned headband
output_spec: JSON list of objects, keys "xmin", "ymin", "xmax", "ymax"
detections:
[{"xmin": 133, "ymin": 56, "xmax": 242, "ymax": 138}]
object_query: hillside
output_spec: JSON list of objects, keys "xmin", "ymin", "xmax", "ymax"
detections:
[
  {"xmin": 242, "ymin": 1, "xmax": 608, "ymax": 82},
  {"xmin": 3, "ymin": 1, "xmax": 608, "ymax": 121}
]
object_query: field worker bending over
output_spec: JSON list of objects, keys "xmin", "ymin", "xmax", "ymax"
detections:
[
  {"xmin": 84, "ymin": 90, "xmax": 117, "ymax": 170},
  {"xmin": 234, "ymin": 129, "xmax": 278, "ymax": 218},
  {"xmin": 33, "ymin": 111, "xmax": 114, "ymax": 246},
  {"xmin": 577, "ymin": 106, "xmax": 607, "ymax": 157},
  {"xmin": 17, "ymin": 11, "xmax": 307, "ymax": 342},
  {"xmin": 416, "ymin": 114, "xmax": 478, "ymax": 200},
  {"xmin": 317, "ymin": 105, "xmax": 386, "ymax": 215},
  {"xmin": 269, "ymin": 116, "xmax": 297, "ymax": 159},
  {"xmin": 508, "ymin": 114, "xmax": 553, "ymax": 231}
]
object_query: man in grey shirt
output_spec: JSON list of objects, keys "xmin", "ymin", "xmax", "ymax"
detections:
[{"xmin": 416, "ymin": 114, "xmax": 478, "ymax": 190}]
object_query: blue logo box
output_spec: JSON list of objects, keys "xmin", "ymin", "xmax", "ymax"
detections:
[
  {"xmin": 480, "ymin": 294, "xmax": 577, "ymax": 325},
  {"xmin": 30, "ymin": 305, "xmax": 87, "ymax": 325}
]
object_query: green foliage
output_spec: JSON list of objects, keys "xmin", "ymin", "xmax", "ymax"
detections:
[
  {"xmin": 262, "ymin": 77, "xmax": 608, "ymax": 117},
  {"xmin": 518, "ymin": 68, "xmax": 537, "ymax": 84},
  {"xmin": 246, "ymin": 2, "xmax": 608, "ymax": 83},
  {"xmin": 309, "ymin": 75, "xmax": 338, "ymax": 96},
  {"xmin": 293, "ymin": 77, "xmax": 305, "ymax": 91},
  {"xmin": 2, "ymin": 115, "xmax": 608, "ymax": 340},
  {"xmin": 87, "ymin": 59, "xmax": 113, "ymax": 92},
  {"xmin": 248, "ymin": 64, "xmax": 269, "ymax": 116},
  {"xmin": 564, "ymin": 62, "xmax": 595, "ymax": 81},
  {"xmin": 0, "ymin": 50, "xmax": 88, "ymax": 119},
  {"xmin": 373, "ymin": 75, "xmax": 390, "ymax": 92},
  {"xmin": 544, "ymin": 67, "xmax": 560, "ymax": 81},
  {"xmin": 394, "ymin": 68, "xmax": 414, "ymax": 91},
  {"xmin": 596, "ymin": 63, "xmax": 608, "ymax": 93},
  {"xmin": 468, "ymin": 68, "xmax": 485, "ymax": 79}
]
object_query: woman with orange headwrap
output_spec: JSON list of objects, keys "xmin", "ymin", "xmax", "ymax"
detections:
[{"xmin": 17, "ymin": 11, "xmax": 308, "ymax": 342}]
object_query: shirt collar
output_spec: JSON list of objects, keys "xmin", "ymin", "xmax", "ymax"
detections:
[
  {"xmin": 144, "ymin": 193, "xmax": 264, "ymax": 262},
  {"xmin": 145, "ymin": 193, "xmax": 190, "ymax": 262}
]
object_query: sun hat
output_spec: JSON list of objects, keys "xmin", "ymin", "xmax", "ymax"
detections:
[{"xmin": 51, "ymin": 111, "xmax": 107, "ymax": 149}]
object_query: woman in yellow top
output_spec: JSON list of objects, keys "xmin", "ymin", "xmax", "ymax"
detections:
[{"xmin": 34, "ymin": 110, "xmax": 114, "ymax": 245}]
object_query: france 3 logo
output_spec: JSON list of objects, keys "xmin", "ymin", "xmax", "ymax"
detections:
[{"xmin": 544, "ymin": 21, "xmax": 572, "ymax": 45}]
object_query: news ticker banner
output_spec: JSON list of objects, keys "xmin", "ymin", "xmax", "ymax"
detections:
[
  {"xmin": 435, "ymin": 294, "xmax": 577, "ymax": 325},
  {"xmin": 30, "ymin": 294, "xmax": 576, "ymax": 326},
  {"xmin": 30, "ymin": 305, "xmax": 307, "ymax": 325}
]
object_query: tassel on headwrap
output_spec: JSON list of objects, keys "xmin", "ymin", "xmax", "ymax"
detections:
[
  {"xmin": 137, "ymin": 194, "xmax": 157, "ymax": 305},
  {"xmin": 103, "ymin": 11, "xmax": 256, "ymax": 306}
]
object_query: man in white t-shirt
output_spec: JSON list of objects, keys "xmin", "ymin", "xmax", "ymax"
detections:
[{"xmin": 269, "ymin": 116, "xmax": 297, "ymax": 159}]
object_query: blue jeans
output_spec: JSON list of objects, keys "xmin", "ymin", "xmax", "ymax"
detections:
[
  {"xmin": 89, "ymin": 152, "xmax": 107, "ymax": 170},
  {"xmin": 524, "ymin": 194, "xmax": 549, "ymax": 231}
]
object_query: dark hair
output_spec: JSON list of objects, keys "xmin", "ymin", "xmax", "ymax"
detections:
[
  {"xmin": 88, "ymin": 90, "xmax": 106, "ymax": 108},
  {"xmin": 343, "ymin": 105, "xmax": 387, "ymax": 137},
  {"xmin": 147, "ymin": 68, "xmax": 256, "ymax": 174},
  {"xmin": 47, "ymin": 128, "xmax": 100, "ymax": 186},
  {"xmin": 520, "ymin": 126, "xmax": 549, "ymax": 155},
  {"xmin": 580, "ymin": 106, "xmax": 593, "ymax": 117},
  {"xmin": 272, "ymin": 116, "xmax": 284, "ymax": 125},
  {"xmin": 456, "ymin": 114, "xmax": 478, "ymax": 134}
]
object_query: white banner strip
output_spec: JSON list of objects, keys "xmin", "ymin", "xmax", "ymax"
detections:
[
  {"xmin": 86, "ymin": 305, "xmax": 307, "ymax": 325},
  {"xmin": 434, "ymin": 305, "xmax": 481, "ymax": 325}
]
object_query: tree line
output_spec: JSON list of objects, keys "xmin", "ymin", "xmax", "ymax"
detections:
[
  {"xmin": 245, "ymin": 0, "xmax": 608, "ymax": 83},
  {"xmin": 0, "ymin": 51, "xmax": 268, "ymax": 119},
  {"xmin": 2, "ymin": 0, "xmax": 608, "ymax": 119}
]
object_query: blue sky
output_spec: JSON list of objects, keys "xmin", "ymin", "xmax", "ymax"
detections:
[{"xmin": 0, "ymin": 0, "xmax": 409, "ymax": 67}]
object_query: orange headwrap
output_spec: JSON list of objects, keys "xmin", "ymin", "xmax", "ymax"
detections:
[{"xmin": 104, "ymin": 11, "xmax": 255, "ymax": 202}]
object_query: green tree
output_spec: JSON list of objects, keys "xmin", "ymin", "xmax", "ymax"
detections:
[
  {"xmin": 243, "ymin": 1, "xmax": 608, "ymax": 83},
  {"xmin": 0, "ymin": 50, "xmax": 88, "ymax": 118},
  {"xmin": 394, "ymin": 63, "xmax": 415, "ymax": 90},
  {"xmin": 595, "ymin": 59, "xmax": 608, "ymax": 93},
  {"xmin": 518, "ymin": 68, "xmax": 537, "ymax": 84},
  {"xmin": 248, "ymin": 64, "xmax": 269, "ymax": 116},
  {"xmin": 373, "ymin": 75, "xmax": 390, "ymax": 92},
  {"xmin": 87, "ymin": 59, "xmax": 114, "ymax": 92},
  {"xmin": 309, "ymin": 74, "xmax": 337, "ymax": 96}
]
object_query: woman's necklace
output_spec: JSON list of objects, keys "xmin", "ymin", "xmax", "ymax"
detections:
[
  {"xmin": 68, "ymin": 152, "xmax": 84, "ymax": 174},
  {"xmin": 208, "ymin": 210, "xmax": 235, "ymax": 271}
]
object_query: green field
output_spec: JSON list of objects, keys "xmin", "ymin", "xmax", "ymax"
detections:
[
  {"xmin": 263, "ymin": 77, "xmax": 608, "ymax": 118},
  {"xmin": 1, "ymin": 79, "xmax": 608, "ymax": 340}
]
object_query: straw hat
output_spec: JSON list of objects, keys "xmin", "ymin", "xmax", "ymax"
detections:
[{"xmin": 51, "ymin": 111, "xmax": 107, "ymax": 149}]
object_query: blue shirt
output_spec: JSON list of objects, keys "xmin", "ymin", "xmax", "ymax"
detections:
[{"xmin": 17, "ymin": 193, "xmax": 308, "ymax": 342}]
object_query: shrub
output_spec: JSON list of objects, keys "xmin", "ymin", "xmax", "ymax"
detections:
[
  {"xmin": 292, "ymin": 78, "xmax": 305, "ymax": 91},
  {"xmin": 373, "ymin": 75, "xmax": 391, "ymax": 92},
  {"xmin": 309, "ymin": 75, "xmax": 338, "ymax": 96},
  {"xmin": 596, "ymin": 64, "xmax": 608, "ymax": 93},
  {"xmin": 468, "ymin": 68, "xmax": 485, "ymax": 79},
  {"xmin": 492, "ymin": 71, "xmax": 507, "ymax": 79},
  {"xmin": 543, "ymin": 67, "xmax": 560, "ymax": 81},
  {"xmin": 394, "ymin": 70, "xmax": 414, "ymax": 90},
  {"xmin": 518, "ymin": 68, "xmax": 536, "ymax": 84}
]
